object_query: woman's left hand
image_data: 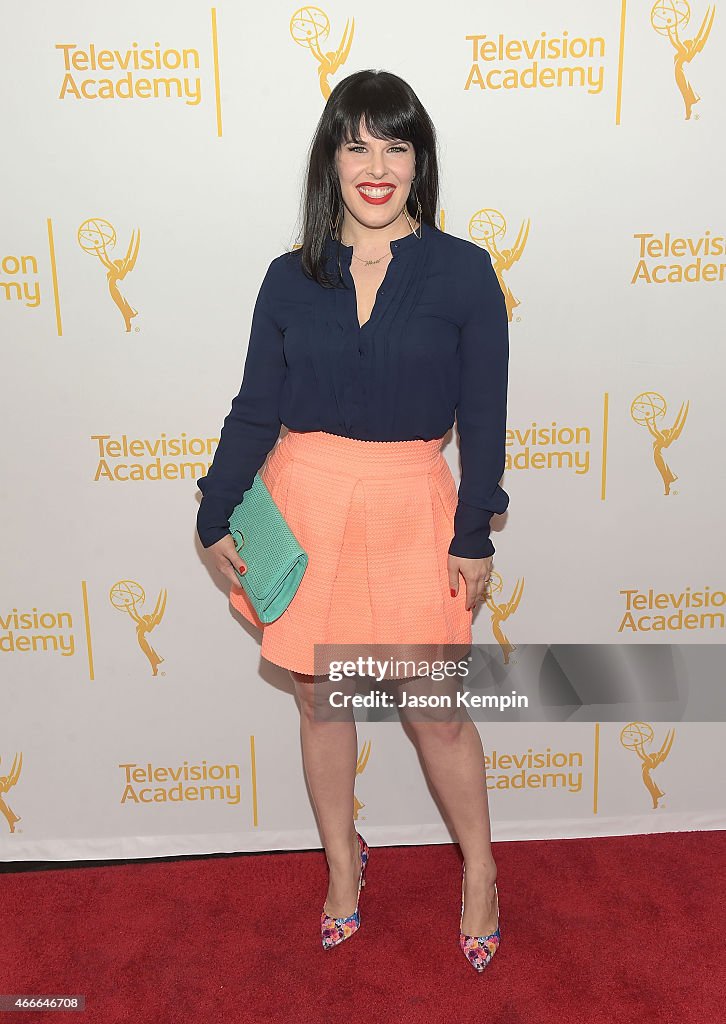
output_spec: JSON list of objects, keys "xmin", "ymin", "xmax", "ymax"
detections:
[{"xmin": 448, "ymin": 554, "xmax": 493, "ymax": 611}]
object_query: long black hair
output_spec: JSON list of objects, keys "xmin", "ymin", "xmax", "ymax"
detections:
[{"xmin": 296, "ymin": 69, "xmax": 440, "ymax": 287}]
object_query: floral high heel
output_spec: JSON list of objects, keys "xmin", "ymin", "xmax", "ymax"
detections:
[
  {"xmin": 320, "ymin": 831, "xmax": 369, "ymax": 949},
  {"xmin": 459, "ymin": 866, "xmax": 501, "ymax": 972}
]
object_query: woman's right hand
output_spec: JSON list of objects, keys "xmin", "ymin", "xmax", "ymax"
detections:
[{"xmin": 208, "ymin": 533, "xmax": 248, "ymax": 587}]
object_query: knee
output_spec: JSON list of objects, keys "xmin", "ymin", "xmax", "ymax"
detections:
[{"xmin": 406, "ymin": 716, "xmax": 466, "ymax": 745}]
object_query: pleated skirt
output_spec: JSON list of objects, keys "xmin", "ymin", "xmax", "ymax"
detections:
[{"xmin": 229, "ymin": 429, "xmax": 473, "ymax": 677}]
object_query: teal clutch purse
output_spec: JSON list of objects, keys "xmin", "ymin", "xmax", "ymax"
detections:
[{"xmin": 228, "ymin": 473, "xmax": 308, "ymax": 624}]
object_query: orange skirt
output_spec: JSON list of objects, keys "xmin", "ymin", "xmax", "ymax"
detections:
[{"xmin": 229, "ymin": 429, "xmax": 473, "ymax": 676}]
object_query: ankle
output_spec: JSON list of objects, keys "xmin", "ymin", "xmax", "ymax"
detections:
[
  {"xmin": 463, "ymin": 861, "xmax": 497, "ymax": 886},
  {"xmin": 326, "ymin": 831, "xmax": 360, "ymax": 872}
]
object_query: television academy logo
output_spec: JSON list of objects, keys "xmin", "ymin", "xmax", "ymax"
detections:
[
  {"xmin": 55, "ymin": 40, "xmax": 203, "ymax": 105},
  {"xmin": 462, "ymin": 4, "xmax": 717, "ymax": 121}
]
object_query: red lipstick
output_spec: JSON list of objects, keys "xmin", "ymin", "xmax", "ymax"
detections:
[{"xmin": 356, "ymin": 182, "xmax": 396, "ymax": 205}]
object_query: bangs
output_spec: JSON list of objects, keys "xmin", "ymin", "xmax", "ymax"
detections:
[{"xmin": 331, "ymin": 81, "xmax": 418, "ymax": 149}]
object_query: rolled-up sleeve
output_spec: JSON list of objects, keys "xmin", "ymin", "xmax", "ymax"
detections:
[
  {"xmin": 195, "ymin": 260, "xmax": 286, "ymax": 548},
  {"xmin": 448, "ymin": 246, "xmax": 510, "ymax": 559}
]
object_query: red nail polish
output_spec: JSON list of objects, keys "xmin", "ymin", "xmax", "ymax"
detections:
[
  {"xmin": 450, "ymin": 588, "xmax": 456, "ymax": 597},
  {"xmin": 239, "ymin": 565, "xmax": 247, "ymax": 574}
]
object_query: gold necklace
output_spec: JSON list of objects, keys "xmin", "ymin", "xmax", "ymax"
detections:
[
  {"xmin": 348, "ymin": 249, "xmax": 392, "ymax": 266},
  {"xmin": 342, "ymin": 216, "xmax": 415, "ymax": 266}
]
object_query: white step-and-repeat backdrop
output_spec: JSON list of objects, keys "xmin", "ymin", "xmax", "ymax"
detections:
[{"xmin": 2, "ymin": 2, "xmax": 725, "ymax": 859}]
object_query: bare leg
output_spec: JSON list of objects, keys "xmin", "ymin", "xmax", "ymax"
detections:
[
  {"xmin": 291, "ymin": 670, "xmax": 362, "ymax": 917},
  {"xmin": 398, "ymin": 695, "xmax": 498, "ymax": 936}
]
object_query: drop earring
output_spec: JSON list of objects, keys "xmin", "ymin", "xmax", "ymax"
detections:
[
  {"xmin": 329, "ymin": 207, "xmax": 341, "ymax": 241},
  {"xmin": 403, "ymin": 180, "xmax": 423, "ymax": 239}
]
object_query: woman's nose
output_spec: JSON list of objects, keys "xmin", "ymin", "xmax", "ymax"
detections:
[{"xmin": 367, "ymin": 153, "xmax": 387, "ymax": 177}]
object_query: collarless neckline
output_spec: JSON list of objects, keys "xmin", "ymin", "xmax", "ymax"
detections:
[{"xmin": 326, "ymin": 219, "xmax": 428, "ymax": 259}]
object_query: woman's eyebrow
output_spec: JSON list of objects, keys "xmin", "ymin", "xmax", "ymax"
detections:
[{"xmin": 345, "ymin": 138, "xmax": 407, "ymax": 145}]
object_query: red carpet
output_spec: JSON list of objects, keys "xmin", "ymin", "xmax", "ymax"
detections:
[{"xmin": 2, "ymin": 831, "xmax": 724, "ymax": 1023}]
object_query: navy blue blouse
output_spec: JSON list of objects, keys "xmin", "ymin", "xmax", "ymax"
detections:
[{"xmin": 196, "ymin": 220, "xmax": 509, "ymax": 559}]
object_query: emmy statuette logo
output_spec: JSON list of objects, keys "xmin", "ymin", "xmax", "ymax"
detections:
[
  {"xmin": 651, "ymin": 1, "xmax": 716, "ymax": 119},
  {"xmin": 0, "ymin": 752, "xmax": 22, "ymax": 834},
  {"xmin": 480, "ymin": 571, "xmax": 524, "ymax": 665},
  {"xmin": 289, "ymin": 7, "xmax": 355, "ymax": 98},
  {"xmin": 468, "ymin": 208, "xmax": 530, "ymax": 322},
  {"xmin": 78, "ymin": 218, "xmax": 140, "ymax": 332},
  {"xmin": 353, "ymin": 739, "xmax": 371, "ymax": 821},
  {"xmin": 110, "ymin": 580, "xmax": 167, "ymax": 677},
  {"xmin": 630, "ymin": 392, "xmax": 689, "ymax": 494},
  {"xmin": 620, "ymin": 722, "xmax": 675, "ymax": 808}
]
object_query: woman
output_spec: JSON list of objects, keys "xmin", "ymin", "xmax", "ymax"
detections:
[{"xmin": 196, "ymin": 70, "xmax": 509, "ymax": 972}]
